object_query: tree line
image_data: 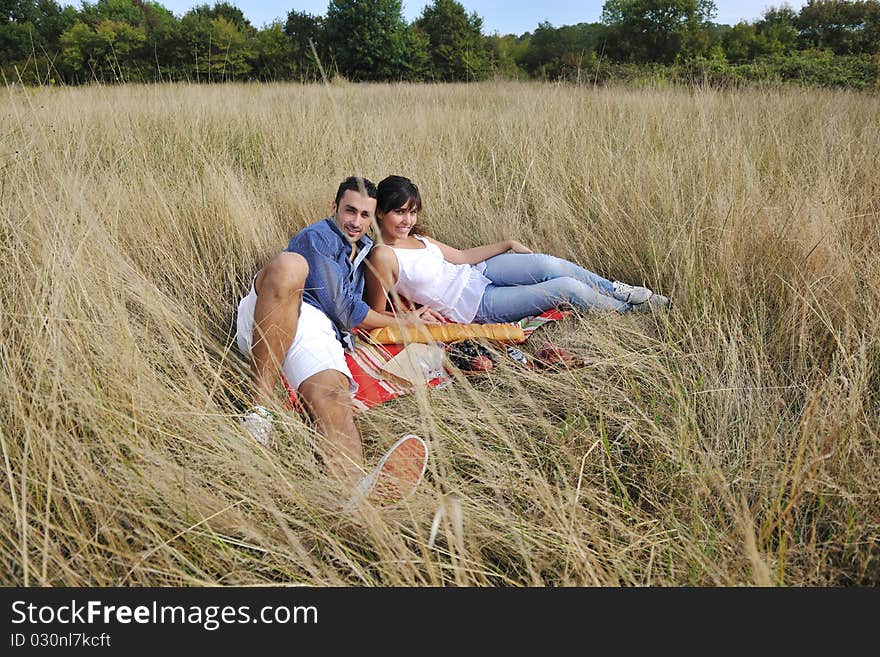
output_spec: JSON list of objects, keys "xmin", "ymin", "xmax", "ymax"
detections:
[{"xmin": 2, "ymin": 0, "xmax": 879, "ymax": 88}]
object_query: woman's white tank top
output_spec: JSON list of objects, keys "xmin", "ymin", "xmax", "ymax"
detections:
[{"xmin": 389, "ymin": 236, "xmax": 490, "ymax": 323}]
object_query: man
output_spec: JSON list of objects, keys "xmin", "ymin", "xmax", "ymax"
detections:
[{"xmin": 235, "ymin": 176, "xmax": 438, "ymax": 506}]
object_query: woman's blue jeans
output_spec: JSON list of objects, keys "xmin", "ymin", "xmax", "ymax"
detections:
[{"xmin": 473, "ymin": 253, "xmax": 629, "ymax": 323}]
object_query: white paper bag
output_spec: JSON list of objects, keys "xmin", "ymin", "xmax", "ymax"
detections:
[{"xmin": 380, "ymin": 343, "xmax": 446, "ymax": 387}]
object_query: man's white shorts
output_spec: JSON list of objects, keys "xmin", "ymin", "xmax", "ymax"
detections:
[{"xmin": 236, "ymin": 283, "xmax": 357, "ymax": 394}]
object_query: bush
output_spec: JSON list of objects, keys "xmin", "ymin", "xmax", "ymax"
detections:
[{"xmin": 587, "ymin": 51, "xmax": 879, "ymax": 91}]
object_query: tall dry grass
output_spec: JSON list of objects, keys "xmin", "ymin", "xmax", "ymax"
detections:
[{"xmin": 1, "ymin": 80, "xmax": 878, "ymax": 586}]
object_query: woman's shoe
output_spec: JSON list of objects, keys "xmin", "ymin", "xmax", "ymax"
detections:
[
  {"xmin": 632, "ymin": 293, "xmax": 670, "ymax": 312},
  {"xmin": 612, "ymin": 281, "xmax": 653, "ymax": 304}
]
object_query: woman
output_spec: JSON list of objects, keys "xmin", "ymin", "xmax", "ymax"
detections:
[{"xmin": 364, "ymin": 175, "xmax": 669, "ymax": 325}]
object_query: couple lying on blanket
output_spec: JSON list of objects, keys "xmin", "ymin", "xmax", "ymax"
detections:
[
  {"xmin": 364, "ymin": 175, "xmax": 668, "ymax": 336},
  {"xmin": 234, "ymin": 174, "xmax": 668, "ymax": 508}
]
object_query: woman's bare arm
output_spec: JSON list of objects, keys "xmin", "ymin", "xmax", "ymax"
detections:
[
  {"xmin": 428, "ymin": 237, "xmax": 532, "ymax": 265},
  {"xmin": 364, "ymin": 245, "xmax": 399, "ymax": 312}
]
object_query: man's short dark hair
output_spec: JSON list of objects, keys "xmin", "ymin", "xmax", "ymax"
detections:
[{"xmin": 335, "ymin": 176, "xmax": 377, "ymax": 206}]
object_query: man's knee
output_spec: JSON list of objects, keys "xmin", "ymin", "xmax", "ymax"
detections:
[
  {"xmin": 257, "ymin": 252, "xmax": 308, "ymax": 296},
  {"xmin": 298, "ymin": 370, "xmax": 353, "ymax": 411}
]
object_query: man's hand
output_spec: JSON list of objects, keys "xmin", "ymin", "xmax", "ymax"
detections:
[
  {"xmin": 507, "ymin": 240, "xmax": 533, "ymax": 254},
  {"xmin": 359, "ymin": 306, "xmax": 444, "ymax": 332}
]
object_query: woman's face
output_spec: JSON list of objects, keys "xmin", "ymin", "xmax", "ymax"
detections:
[{"xmin": 379, "ymin": 202, "xmax": 419, "ymax": 240}]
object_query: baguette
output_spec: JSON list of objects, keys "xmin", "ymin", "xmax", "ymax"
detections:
[{"xmin": 368, "ymin": 322, "xmax": 525, "ymax": 345}]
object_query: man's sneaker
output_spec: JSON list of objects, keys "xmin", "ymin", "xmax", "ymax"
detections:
[
  {"xmin": 240, "ymin": 405, "xmax": 274, "ymax": 446},
  {"xmin": 612, "ymin": 281, "xmax": 654, "ymax": 305},
  {"xmin": 345, "ymin": 434, "xmax": 428, "ymax": 510}
]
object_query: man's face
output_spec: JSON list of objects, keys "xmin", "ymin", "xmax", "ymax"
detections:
[{"xmin": 332, "ymin": 189, "xmax": 376, "ymax": 243}]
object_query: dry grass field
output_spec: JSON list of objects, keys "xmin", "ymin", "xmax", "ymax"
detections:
[{"xmin": 1, "ymin": 80, "xmax": 878, "ymax": 586}]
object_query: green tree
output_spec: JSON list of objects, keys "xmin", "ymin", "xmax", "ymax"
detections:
[
  {"xmin": 180, "ymin": 10, "xmax": 255, "ymax": 81},
  {"xmin": 757, "ymin": 4, "xmax": 799, "ymax": 54},
  {"xmin": 485, "ymin": 32, "xmax": 529, "ymax": 79},
  {"xmin": 55, "ymin": 0, "xmax": 152, "ymax": 82},
  {"xmin": 205, "ymin": 15, "xmax": 253, "ymax": 78},
  {"xmin": 601, "ymin": 0, "xmax": 717, "ymax": 63},
  {"xmin": 142, "ymin": 2, "xmax": 181, "ymax": 80},
  {"xmin": 796, "ymin": 0, "xmax": 880, "ymax": 55},
  {"xmin": 721, "ymin": 7, "xmax": 798, "ymax": 64},
  {"xmin": 187, "ymin": 1, "xmax": 251, "ymax": 30},
  {"xmin": 0, "ymin": 0, "xmax": 75, "ymax": 66},
  {"xmin": 0, "ymin": 19, "xmax": 37, "ymax": 62},
  {"xmin": 95, "ymin": 18, "xmax": 146, "ymax": 78},
  {"xmin": 1, "ymin": 0, "xmax": 37, "ymax": 24},
  {"xmin": 415, "ymin": 0, "xmax": 489, "ymax": 81},
  {"xmin": 323, "ymin": 0, "xmax": 424, "ymax": 80},
  {"xmin": 32, "ymin": 0, "xmax": 78, "ymax": 46},
  {"xmin": 59, "ymin": 20, "xmax": 104, "ymax": 79},
  {"xmin": 0, "ymin": 0, "xmax": 37, "ymax": 63},
  {"xmin": 283, "ymin": 9, "xmax": 322, "ymax": 78},
  {"xmin": 521, "ymin": 21, "xmax": 605, "ymax": 78},
  {"xmin": 252, "ymin": 20, "xmax": 295, "ymax": 80},
  {"xmin": 80, "ymin": 0, "xmax": 145, "ymax": 27},
  {"xmin": 405, "ymin": 22, "xmax": 430, "ymax": 80},
  {"xmin": 721, "ymin": 21, "xmax": 760, "ymax": 63}
]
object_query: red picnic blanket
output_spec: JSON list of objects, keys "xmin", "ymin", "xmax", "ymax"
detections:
[{"xmin": 285, "ymin": 309, "xmax": 568, "ymax": 412}]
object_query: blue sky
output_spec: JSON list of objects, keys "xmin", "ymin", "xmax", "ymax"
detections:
[{"xmin": 152, "ymin": 1, "xmax": 807, "ymax": 34}]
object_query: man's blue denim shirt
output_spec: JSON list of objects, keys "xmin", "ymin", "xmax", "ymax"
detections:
[{"xmin": 285, "ymin": 218, "xmax": 373, "ymax": 350}]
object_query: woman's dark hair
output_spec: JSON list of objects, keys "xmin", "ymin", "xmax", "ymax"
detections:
[
  {"xmin": 376, "ymin": 175, "xmax": 427, "ymax": 236},
  {"xmin": 377, "ymin": 175, "xmax": 421, "ymax": 214}
]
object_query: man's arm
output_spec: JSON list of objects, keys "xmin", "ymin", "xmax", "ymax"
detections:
[
  {"xmin": 290, "ymin": 230, "xmax": 443, "ymax": 334},
  {"xmin": 290, "ymin": 231, "xmax": 371, "ymax": 331},
  {"xmin": 356, "ymin": 306, "xmax": 441, "ymax": 331}
]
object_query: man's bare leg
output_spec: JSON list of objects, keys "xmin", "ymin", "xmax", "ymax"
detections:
[
  {"xmin": 297, "ymin": 370, "xmax": 364, "ymax": 486},
  {"xmin": 250, "ymin": 252, "xmax": 309, "ymax": 407}
]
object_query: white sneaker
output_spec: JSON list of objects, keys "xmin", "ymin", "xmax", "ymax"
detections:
[
  {"xmin": 240, "ymin": 405, "xmax": 274, "ymax": 446},
  {"xmin": 344, "ymin": 434, "xmax": 428, "ymax": 510},
  {"xmin": 612, "ymin": 281, "xmax": 653, "ymax": 305},
  {"xmin": 648, "ymin": 292, "xmax": 670, "ymax": 308},
  {"xmin": 632, "ymin": 293, "xmax": 671, "ymax": 312}
]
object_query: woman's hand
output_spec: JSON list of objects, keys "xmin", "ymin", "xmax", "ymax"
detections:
[
  {"xmin": 507, "ymin": 240, "xmax": 533, "ymax": 254},
  {"xmin": 412, "ymin": 306, "xmax": 445, "ymax": 324}
]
